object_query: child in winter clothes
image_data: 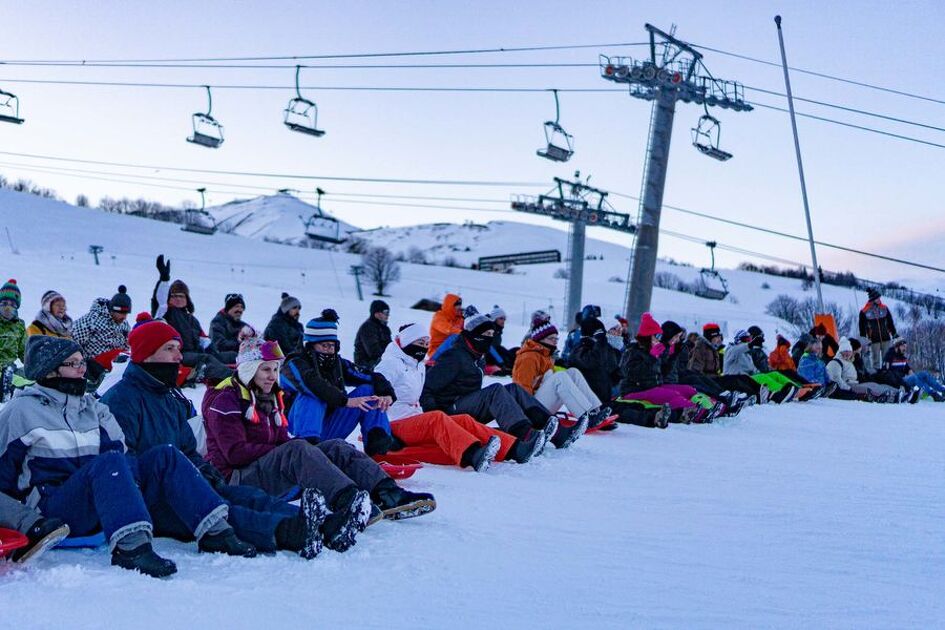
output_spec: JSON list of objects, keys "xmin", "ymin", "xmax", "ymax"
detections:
[
  {"xmin": 0, "ymin": 491, "xmax": 70, "ymax": 564},
  {"xmin": 0, "ymin": 336, "xmax": 256, "ymax": 578},
  {"xmin": 0, "ymin": 279, "xmax": 27, "ymax": 374},
  {"xmin": 72, "ymin": 286, "xmax": 132, "ymax": 391},
  {"xmin": 513, "ymin": 322, "xmax": 611, "ymax": 427},
  {"xmin": 151, "ymin": 255, "xmax": 232, "ymax": 381},
  {"xmin": 281, "ymin": 309, "xmax": 397, "ymax": 455},
  {"xmin": 375, "ymin": 323, "xmax": 545, "ymax": 470},
  {"xmin": 26, "ymin": 289, "xmax": 73, "ymax": 338},
  {"xmin": 204, "ymin": 337, "xmax": 435, "ymax": 547},
  {"xmin": 209, "ymin": 293, "xmax": 247, "ymax": 363},
  {"xmin": 427, "ymin": 293, "xmax": 464, "ymax": 359},
  {"xmin": 264, "ymin": 293, "xmax": 304, "ymax": 355},
  {"xmin": 827, "ymin": 338, "xmax": 903, "ymax": 402},
  {"xmin": 421, "ymin": 314, "xmax": 584, "ymax": 449}
]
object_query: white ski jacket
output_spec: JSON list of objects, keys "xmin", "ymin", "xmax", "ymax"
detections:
[{"xmin": 374, "ymin": 342, "xmax": 425, "ymax": 421}]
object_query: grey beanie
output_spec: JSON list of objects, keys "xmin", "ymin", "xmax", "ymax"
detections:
[
  {"xmin": 280, "ymin": 292, "xmax": 301, "ymax": 314},
  {"xmin": 25, "ymin": 335, "xmax": 82, "ymax": 380}
]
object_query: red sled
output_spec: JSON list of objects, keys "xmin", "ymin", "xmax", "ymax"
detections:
[
  {"xmin": 0, "ymin": 527, "xmax": 28, "ymax": 559},
  {"xmin": 557, "ymin": 413, "xmax": 618, "ymax": 435},
  {"xmin": 378, "ymin": 461, "xmax": 423, "ymax": 479}
]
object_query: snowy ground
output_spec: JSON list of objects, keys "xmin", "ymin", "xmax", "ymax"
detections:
[
  {"xmin": 2, "ymin": 400, "xmax": 943, "ymax": 629},
  {"xmin": 1, "ymin": 190, "xmax": 942, "ymax": 628}
]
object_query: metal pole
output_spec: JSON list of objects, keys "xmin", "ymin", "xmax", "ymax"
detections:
[
  {"xmin": 625, "ymin": 88, "xmax": 677, "ymax": 330},
  {"xmin": 565, "ymin": 220, "xmax": 586, "ymax": 324},
  {"xmin": 775, "ymin": 15, "xmax": 824, "ymax": 312}
]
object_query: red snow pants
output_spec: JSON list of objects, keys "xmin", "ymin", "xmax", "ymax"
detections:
[{"xmin": 381, "ymin": 411, "xmax": 517, "ymax": 466}]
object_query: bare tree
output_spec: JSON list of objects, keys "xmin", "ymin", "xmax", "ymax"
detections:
[
  {"xmin": 75, "ymin": 194, "xmax": 90, "ymax": 207},
  {"xmin": 362, "ymin": 246, "xmax": 401, "ymax": 296}
]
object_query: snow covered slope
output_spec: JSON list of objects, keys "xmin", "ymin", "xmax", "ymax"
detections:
[
  {"xmin": 1, "ymin": 187, "xmax": 942, "ymax": 629},
  {"xmin": 207, "ymin": 193, "xmax": 361, "ymax": 246}
]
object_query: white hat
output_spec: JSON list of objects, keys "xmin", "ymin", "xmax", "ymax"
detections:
[{"xmin": 397, "ymin": 323, "xmax": 429, "ymax": 347}]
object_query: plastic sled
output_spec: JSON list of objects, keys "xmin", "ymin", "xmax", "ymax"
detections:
[
  {"xmin": 57, "ymin": 532, "xmax": 106, "ymax": 549},
  {"xmin": 557, "ymin": 413, "xmax": 618, "ymax": 434},
  {"xmin": 378, "ymin": 461, "xmax": 423, "ymax": 479},
  {"xmin": 0, "ymin": 527, "xmax": 28, "ymax": 559}
]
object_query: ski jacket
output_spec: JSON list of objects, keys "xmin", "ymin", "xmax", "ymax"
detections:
[
  {"xmin": 427, "ymin": 294, "xmax": 464, "ymax": 358},
  {"xmin": 882, "ymin": 347, "xmax": 912, "ymax": 379},
  {"xmin": 688, "ymin": 336, "xmax": 722, "ymax": 376},
  {"xmin": 797, "ymin": 353, "xmax": 829, "ymax": 387},
  {"xmin": 202, "ymin": 377, "xmax": 289, "ymax": 479},
  {"xmin": 353, "ymin": 316, "xmax": 392, "ymax": 371},
  {"xmin": 420, "ymin": 338, "xmax": 484, "ymax": 411},
  {"xmin": 281, "ymin": 350, "xmax": 394, "ymax": 439},
  {"xmin": 569, "ymin": 335, "xmax": 621, "ymax": 402},
  {"xmin": 512, "ymin": 339, "xmax": 554, "ymax": 395},
  {"xmin": 650, "ymin": 341, "xmax": 682, "ymax": 384},
  {"xmin": 561, "ymin": 328, "xmax": 582, "ymax": 364},
  {"xmin": 0, "ymin": 316, "xmax": 26, "ymax": 370},
  {"xmin": 374, "ymin": 342, "xmax": 425, "ymax": 421},
  {"xmin": 826, "ymin": 356, "xmax": 859, "ymax": 390},
  {"xmin": 0, "ymin": 384, "xmax": 125, "ymax": 507},
  {"xmin": 151, "ymin": 279, "xmax": 207, "ymax": 354},
  {"xmin": 72, "ymin": 298, "xmax": 130, "ymax": 362},
  {"xmin": 723, "ymin": 342, "xmax": 759, "ymax": 376},
  {"xmin": 768, "ymin": 345, "xmax": 796, "ymax": 371},
  {"xmin": 618, "ymin": 342, "xmax": 662, "ymax": 394},
  {"xmin": 209, "ymin": 310, "xmax": 243, "ymax": 355},
  {"xmin": 101, "ymin": 362, "xmax": 209, "ymax": 475},
  {"xmin": 26, "ymin": 315, "xmax": 73, "ymax": 339},
  {"xmin": 429, "ymin": 333, "xmax": 459, "ymax": 364},
  {"xmin": 859, "ymin": 301, "xmax": 897, "ymax": 343},
  {"xmin": 748, "ymin": 345, "xmax": 771, "ymax": 373},
  {"xmin": 485, "ymin": 327, "xmax": 515, "ymax": 368},
  {"xmin": 263, "ymin": 310, "xmax": 303, "ymax": 356}
]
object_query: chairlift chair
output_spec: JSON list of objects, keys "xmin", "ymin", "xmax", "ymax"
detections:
[
  {"xmin": 181, "ymin": 187, "xmax": 218, "ymax": 235},
  {"xmin": 536, "ymin": 89, "xmax": 574, "ymax": 163},
  {"xmin": 0, "ymin": 89, "xmax": 24, "ymax": 124},
  {"xmin": 691, "ymin": 112, "xmax": 732, "ymax": 161},
  {"xmin": 187, "ymin": 86, "xmax": 224, "ymax": 149},
  {"xmin": 284, "ymin": 66, "xmax": 325, "ymax": 137},
  {"xmin": 302, "ymin": 188, "xmax": 346, "ymax": 244},
  {"xmin": 694, "ymin": 241, "xmax": 729, "ymax": 300}
]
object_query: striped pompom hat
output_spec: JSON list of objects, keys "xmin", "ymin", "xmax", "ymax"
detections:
[{"xmin": 304, "ymin": 309, "xmax": 340, "ymax": 344}]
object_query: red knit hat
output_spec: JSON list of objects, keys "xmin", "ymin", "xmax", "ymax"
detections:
[
  {"xmin": 128, "ymin": 319, "xmax": 181, "ymax": 363},
  {"xmin": 637, "ymin": 312, "xmax": 662, "ymax": 337},
  {"xmin": 703, "ymin": 322, "xmax": 721, "ymax": 336}
]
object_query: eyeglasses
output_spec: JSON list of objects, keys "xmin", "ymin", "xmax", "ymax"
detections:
[
  {"xmin": 60, "ymin": 359, "xmax": 87, "ymax": 369},
  {"xmin": 169, "ymin": 293, "xmax": 187, "ymax": 299}
]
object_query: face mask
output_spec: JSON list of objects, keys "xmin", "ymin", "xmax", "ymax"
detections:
[
  {"xmin": 607, "ymin": 335, "xmax": 624, "ymax": 351},
  {"xmin": 38, "ymin": 376, "xmax": 87, "ymax": 396},
  {"xmin": 401, "ymin": 343, "xmax": 428, "ymax": 362},
  {"xmin": 469, "ymin": 336, "xmax": 493, "ymax": 355},
  {"xmin": 140, "ymin": 362, "xmax": 180, "ymax": 388},
  {"xmin": 538, "ymin": 341, "xmax": 557, "ymax": 353},
  {"xmin": 0, "ymin": 303, "xmax": 16, "ymax": 321},
  {"xmin": 315, "ymin": 352, "xmax": 338, "ymax": 372}
]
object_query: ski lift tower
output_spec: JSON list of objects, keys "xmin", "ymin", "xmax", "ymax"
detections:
[
  {"xmin": 600, "ymin": 24, "xmax": 752, "ymax": 329},
  {"xmin": 512, "ymin": 173, "xmax": 635, "ymax": 323}
]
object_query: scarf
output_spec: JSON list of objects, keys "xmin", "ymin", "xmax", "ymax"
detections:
[{"xmin": 34, "ymin": 308, "xmax": 73, "ymax": 336}]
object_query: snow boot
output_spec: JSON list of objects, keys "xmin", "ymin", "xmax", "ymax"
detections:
[
  {"xmin": 11, "ymin": 517, "xmax": 70, "ymax": 564},
  {"xmin": 821, "ymin": 382, "xmax": 838, "ymax": 399},
  {"xmin": 323, "ymin": 487, "xmax": 372, "ymax": 552},
  {"xmin": 586, "ymin": 406, "xmax": 613, "ymax": 429},
  {"xmin": 111, "ymin": 543, "xmax": 177, "ymax": 579},
  {"xmin": 372, "ymin": 479, "xmax": 436, "ymax": 521},
  {"xmin": 469, "ymin": 436, "xmax": 501, "ymax": 473},
  {"xmin": 758, "ymin": 385, "xmax": 772, "ymax": 405},
  {"xmin": 507, "ymin": 428, "xmax": 547, "ymax": 464},
  {"xmin": 537, "ymin": 415, "xmax": 559, "ymax": 456},
  {"xmin": 1, "ymin": 364, "xmax": 15, "ymax": 403},
  {"xmin": 908, "ymin": 386, "xmax": 921, "ymax": 404},
  {"xmin": 771, "ymin": 386, "xmax": 798, "ymax": 404},
  {"xmin": 299, "ymin": 488, "xmax": 329, "ymax": 559},
  {"xmin": 199, "ymin": 528, "xmax": 257, "ymax": 558},
  {"xmin": 364, "ymin": 428, "xmax": 394, "ymax": 458},
  {"xmin": 551, "ymin": 413, "xmax": 589, "ymax": 449},
  {"xmin": 653, "ymin": 404, "xmax": 672, "ymax": 429}
]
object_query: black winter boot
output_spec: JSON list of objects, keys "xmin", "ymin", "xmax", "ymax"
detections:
[
  {"xmin": 111, "ymin": 543, "xmax": 177, "ymax": 578},
  {"xmin": 653, "ymin": 404, "xmax": 672, "ymax": 429},
  {"xmin": 364, "ymin": 428, "xmax": 394, "ymax": 457},
  {"xmin": 322, "ymin": 487, "xmax": 371, "ymax": 552},
  {"xmin": 551, "ymin": 413, "xmax": 588, "ymax": 449},
  {"xmin": 587, "ymin": 406, "xmax": 613, "ymax": 429},
  {"xmin": 506, "ymin": 428, "xmax": 547, "ymax": 464},
  {"xmin": 199, "ymin": 528, "xmax": 257, "ymax": 558},
  {"xmin": 11, "ymin": 517, "xmax": 70, "ymax": 564},
  {"xmin": 460, "ymin": 436, "xmax": 501, "ymax": 472},
  {"xmin": 371, "ymin": 478, "xmax": 436, "ymax": 521}
]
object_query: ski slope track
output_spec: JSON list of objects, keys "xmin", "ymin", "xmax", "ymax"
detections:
[{"xmin": 1, "ymin": 189, "xmax": 942, "ymax": 629}]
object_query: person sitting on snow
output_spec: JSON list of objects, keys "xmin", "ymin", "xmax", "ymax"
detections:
[
  {"xmin": 150, "ymin": 255, "xmax": 232, "ymax": 381},
  {"xmin": 512, "ymin": 321, "xmax": 610, "ymax": 428},
  {"xmin": 724, "ymin": 329, "xmax": 799, "ymax": 403},
  {"xmin": 826, "ymin": 337, "xmax": 907, "ymax": 403},
  {"xmin": 281, "ymin": 309, "xmax": 397, "ymax": 456},
  {"xmin": 0, "ymin": 491, "xmax": 70, "ymax": 564},
  {"xmin": 204, "ymin": 336, "xmax": 435, "ymax": 548},
  {"xmin": 483, "ymin": 305, "xmax": 516, "ymax": 375},
  {"xmin": 881, "ymin": 338, "xmax": 945, "ymax": 402},
  {"xmin": 100, "ymin": 320, "xmax": 328, "ymax": 559},
  {"xmin": 374, "ymin": 323, "xmax": 547, "ymax": 470},
  {"xmin": 26, "ymin": 289, "xmax": 73, "ymax": 339},
  {"xmin": 0, "ymin": 336, "xmax": 256, "ymax": 579},
  {"xmin": 798, "ymin": 339, "xmax": 852, "ymax": 400},
  {"xmin": 691, "ymin": 323, "xmax": 762, "ymax": 403},
  {"xmin": 421, "ymin": 313, "xmax": 585, "ymax": 450},
  {"xmin": 264, "ymin": 293, "xmax": 304, "ymax": 356},
  {"xmin": 561, "ymin": 305, "xmax": 600, "ymax": 365},
  {"xmin": 353, "ymin": 299, "xmax": 392, "ymax": 371},
  {"xmin": 0, "ymin": 279, "xmax": 27, "ymax": 399},
  {"xmin": 71, "ymin": 285, "xmax": 132, "ymax": 392},
  {"xmin": 427, "ymin": 293, "xmax": 464, "ymax": 359},
  {"xmin": 210, "ymin": 293, "xmax": 248, "ymax": 363}
]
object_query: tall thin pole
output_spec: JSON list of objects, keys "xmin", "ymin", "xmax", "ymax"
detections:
[
  {"xmin": 775, "ymin": 15, "xmax": 824, "ymax": 312},
  {"xmin": 565, "ymin": 219, "xmax": 586, "ymax": 324}
]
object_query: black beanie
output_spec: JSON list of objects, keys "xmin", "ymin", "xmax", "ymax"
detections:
[
  {"xmin": 109, "ymin": 285, "xmax": 132, "ymax": 314},
  {"xmin": 579, "ymin": 317, "xmax": 606, "ymax": 337},
  {"xmin": 370, "ymin": 299, "xmax": 390, "ymax": 315},
  {"xmin": 660, "ymin": 320, "xmax": 683, "ymax": 341},
  {"xmin": 224, "ymin": 293, "xmax": 245, "ymax": 312}
]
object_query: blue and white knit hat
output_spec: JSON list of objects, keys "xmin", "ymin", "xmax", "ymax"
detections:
[{"xmin": 304, "ymin": 309, "xmax": 340, "ymax": 344}]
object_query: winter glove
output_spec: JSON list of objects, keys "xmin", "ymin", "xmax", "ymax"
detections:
[{"xmin": 156, "ymin": 255, "xmax": 171, "ymax": 282}]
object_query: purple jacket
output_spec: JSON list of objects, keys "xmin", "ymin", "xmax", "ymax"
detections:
[{"xmin": 202, "ymin": 377, "xmax": 290, "ymax": 479}]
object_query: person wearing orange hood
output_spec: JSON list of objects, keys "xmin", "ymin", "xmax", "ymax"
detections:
[{"xmin": 427, "ymin": 293, "xmax": 464, "ymax": 359}]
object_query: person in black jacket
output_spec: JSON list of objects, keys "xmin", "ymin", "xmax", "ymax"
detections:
[
  {"xmin": 264, "ymin": 293, "xmax": 303, "ymax": 356},
  {"xmin": 353, "ymin": 300, "xmax": 392, "ymax": 371},
  {"xmin": 209, "ymin": 293, "xmax": 246, "ymax": 363},
  {"xmin": 420, "ymin": 314, "xmax": 585, "ymax": 450},
  {"xmin": 150, "ymin": 255, "xmax": 232, "ymax": 381},
  {"xmin": 484, "ymin": 306, "xmax": 516, "ymax": 375},
  {"xmin": 858, "ymin": 288, "xmax": 897, "ymax": 373}
]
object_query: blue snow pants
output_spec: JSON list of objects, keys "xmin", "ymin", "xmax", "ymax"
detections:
[{"xmin": 322, "ymin": 384, "xmax": 392, "ymax": 441}]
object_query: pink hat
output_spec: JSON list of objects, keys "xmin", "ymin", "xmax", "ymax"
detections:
[{"xmin": 636, "ymin": 312, "xmax": 662, "ymax": 337}]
